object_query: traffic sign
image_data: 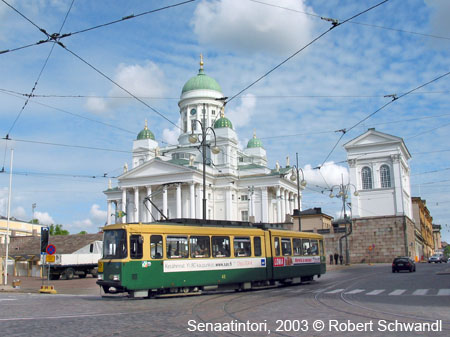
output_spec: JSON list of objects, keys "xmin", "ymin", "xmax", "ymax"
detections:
[
  {"xmin": 46, "ymin": 244, "xmax": 56, "ymax": 255},
  {"xmin": 46, "ymin": 255, "xmax": 55, "ymax": 263}
]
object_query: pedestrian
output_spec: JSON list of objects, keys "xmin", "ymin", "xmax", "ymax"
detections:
[
  {"xmin": 329, "ymin": 254, "xmax": 333, "ymax": 265},
  {"xmin": 334, "ymin": 252, "xmax": 339, "ymax": 265},
  {"xmin": 339, "ymin": 254, "xmax": 343, "ymax": 265}
]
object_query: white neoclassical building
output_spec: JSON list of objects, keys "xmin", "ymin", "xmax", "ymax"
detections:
[
  {"xmin": 344, "ymin": 128, "xmax": 412, "ymax": 219},
  {"xmin": 104, "ymin": 57, "xmax": 302, "ymax": 225}
]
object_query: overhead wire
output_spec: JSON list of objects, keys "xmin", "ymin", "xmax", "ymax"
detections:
[
  {"xmin": 4, "ymin": 0, "xmax": 75, "ymax": 139},
  {"xmin": 248, "ymin": 0, "xmax": 450, "ymax": 41},
  {"xmin": 0, "ymin": 0, "xmax": 197, "ymax": 56}
]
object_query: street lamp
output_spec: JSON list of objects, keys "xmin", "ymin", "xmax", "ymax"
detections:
[
  {"xmin": 329, "ymin": 175, "xmax": 359, "ymax": 265},
  {"xmin": 189, "ymin": 103, "xmax": 220, "ymax": 221},
  {"xmin": 290, "ymin": 153, "xmax": 307, "ymax": 231}
]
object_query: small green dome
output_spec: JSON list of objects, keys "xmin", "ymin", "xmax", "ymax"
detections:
[
  {"xmin": 247, "ymin": 133, "xmax": 263, "ymax": 148},
  {"xmin": 214, "ymin": 116, "xmax": 233, "ymax": 129},
  {"xmin": 137, "ymin": 120, "xmax": 155, "ymax": 140},
  {"xmin": 181, "ymin": 55, "xmax": 222, "ymax": 94}
]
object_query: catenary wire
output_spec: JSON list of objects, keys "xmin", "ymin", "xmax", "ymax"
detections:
[
  {"xmin": 0, "ymin": 0, "xmax": 197, "ymax": 56},
  {"xmin": 4, "ymin": 0, "xmax": 75, "ymax": 139},
  {"xmin": 225, "ymin": 0, "xmax": 389, "ymax": 105}
]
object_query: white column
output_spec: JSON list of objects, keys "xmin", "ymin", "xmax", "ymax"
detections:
[
  {"xmin": 176, "ymin": 183, "xmax": 182, "ymax": 218},
  {"xmin": 251, "ymin": 190, "xmax": 255, "ymax": 218},
  {"xmin": 225, "ymin": 188, "xmax": 232, "ymax": 220},
  {"xmin": 122, "ymin": 188, "xmax": 127, "ymax": 223},
  {"xmin": 146, "ymin": 186, "xmax": 152, "ymax": 222},
  {"xmin": 163, "ymin": 185, "xmax": 168, "ymax": 218},
  {"xmin": 196, "ymin": 184, "xmax": 202, "ymax": 219},
  {"xmin": 190, "ymin": 182, "xmax": 195, "ymax": 218},
  {"xmin": 261, "ymin": 187, "xmax": 269, "ymax": 222},
  {"xmin": 113, "ymin": 201, "xmax": 118, "ymax": 224},
  {"xmin": 289, "ymin": 192, "xmax": 294, "ymax": 214},
  {"xmin": 107, "ymin": 200, "xmax": 112, "ymax": 226},
  {"xmin": 276, "ymin": 187, "xmax": 281, "ymax": 223},
  {"xmin": 281, "ymin": 188, "xmax": 286, "ymax": 222},
  {"xmin": 134, "ymin": 187, "xmax": 139, "ymax": 223},
  {"xmin": 294, "ymin": 194, "xmax": 298, "ymax": 211}
]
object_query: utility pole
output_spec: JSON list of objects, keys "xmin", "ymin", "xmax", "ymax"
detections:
[{"xmin": 3, "ymin": 149, "xmax": 13, "ymax": 286}]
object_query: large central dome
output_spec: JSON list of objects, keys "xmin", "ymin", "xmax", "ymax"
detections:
[{"xmin": 181, "ymin": 55, "xmax": 222, "ymax": 94}]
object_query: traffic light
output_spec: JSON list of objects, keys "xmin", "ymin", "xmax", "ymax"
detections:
[{"xmin": 40, "ymin": 227, "xmax": 49, "ymax": 253}]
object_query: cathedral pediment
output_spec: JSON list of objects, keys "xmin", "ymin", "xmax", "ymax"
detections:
[
  {"xmin": 119, "ymin": 158, "xmax": 195, "ymax": 180},
  {"xmin": 344, "ymin": 128, "xmax": 403, "ymax": 148}
]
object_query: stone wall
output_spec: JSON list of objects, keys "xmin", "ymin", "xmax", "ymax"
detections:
[{"xmin": 321, "ymin": 215, "xmax": 415, "ymax": 263}]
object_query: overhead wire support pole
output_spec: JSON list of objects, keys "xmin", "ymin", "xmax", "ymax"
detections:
[{"xmin": 3, "ymin": 149, "xmax": 13, "ymax": 286}]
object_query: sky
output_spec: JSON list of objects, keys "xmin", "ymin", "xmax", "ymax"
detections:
[{"xmin": 0, "ymin": 0, "xmax": 449, "ymax": 243}]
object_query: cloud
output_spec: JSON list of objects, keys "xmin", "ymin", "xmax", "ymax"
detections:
[
  {"xmin": 303, "ymin": 162, "xmax": 349, "ymax": 189},
  {"xmin": 71, "ymin": 204, "xmax": 106, "ymax": 233},
  {"xmin": 227, "ymin": 94, "xmax": 257, "ymax": 129},
  {"xmin": 192, "ymin": 0, "xmax": 317, "ymax": 54},
  {"xmin": 85, "ymin": 60, "xmax": 167, "ymax": 114},
  {"xmin": 162, "ymin": 119, "xmax": 182, "ymax": 145},
  {"xmin": 35, "ymin": 212, "xmax": 55, "ymax": 225},
  {"xmin": 425, "ymin": 0, "xmax": 450, "ymax": 38},
  {"xmin": 12, "ymin": 206, "xmax": 27, "ymax": 220}
]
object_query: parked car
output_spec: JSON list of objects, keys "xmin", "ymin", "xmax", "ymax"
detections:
[
  {"xmin": 392, "ymin": 257, "xmax": 416, "ymax": 273},
  {"xmin": 428, "ymin": 254, "xmax": 445, "ymax": 263}
]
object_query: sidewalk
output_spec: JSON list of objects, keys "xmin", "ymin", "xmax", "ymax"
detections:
[{"xmin": 0, "ymin": 276, "xmax": 101, "ymax": 295}]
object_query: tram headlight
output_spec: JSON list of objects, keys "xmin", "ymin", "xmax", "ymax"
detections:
[
  {"xmin": 97, "ymin": 274, "xmax": 103, "ymax": 281},
  {"xmin": 112, "ymin": 274, "xmax": 120, "ymax": 281}
]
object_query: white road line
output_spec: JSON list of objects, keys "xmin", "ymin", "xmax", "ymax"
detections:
[
  {"xmin": 290, "ymin": 288, "xmax": 305, "ymax": 293},
  {"xmin": 412, "ymin": 289, "xmax": 429, "ymax": 296},
  {"xmin": 388, "ymin": 289, "xmax": 406, "ymax": 296},
  {"xmin": 437, "ymin": 289, "xmax": 450, "ymax": 296},
  {"xmin": 344, "ymin": 289, "xmax": 365, "ymax": 294},
  {"xmin": 366, "ymin": 289, "xmax": 385, "ymax": 295},
  {"xmin": 0, "ymin": 299, "xmax": 17, "ymax": 302},
  {"xmin": 325, "ymin": 289, "xmax": 344, "ymax": 294}
]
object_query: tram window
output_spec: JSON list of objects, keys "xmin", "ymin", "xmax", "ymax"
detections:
[
  {"xmin": 234, "ymin": 237, "xmax": 251, "ymax": 257},
  {"xmin": 130, "ymin": 235, "xmax": 143, "ymax": 259},
  {"xmin": 293, "ymin": 238, "xmax": 302, "ymax": 256},
  {"xmin": 302, "ymin": 239, "xmax": 311, "ymax": 255},
  {"xmin": 166, "ymin": 236, "xmax": 189, "ymax": 258},
  {"xmin": 319, "ymin": 240, "xmax": 324, "ymax": 256},
  {"xmin": 281, "ymin": 238, "xmax": 292, "ymax": 256},
  {"xmin": 103, "ymin": 230, "xmax": 127, "ymax": 259},
  {"xmin": 274, "ymin": 237, "xmax": 280, "ymax": 256},
  {"xmin": 254, "ymin": 237, "xmax": 262, "ymax": 257},
  {"xmin": 212, "ymin": 236, "xmax": 230, "ymax": 257},
  {"xmin": 310, "ymin": 239, "xmax": 319, "ymax": 256},
  {"xmin": 150, "ymin": 235, "xmax": 163, "ymax": 259},
  {"xmin": 190, "ymin": 236, "xmax": 210, "ymax": 258}
]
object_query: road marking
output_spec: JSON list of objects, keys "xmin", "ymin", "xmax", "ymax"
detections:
[
  {"xmin": 290, "ymin": 288, "xmax": 305, "ymax": 293},
  {"xmin": 366, "ymin": 289, "xmax": 385, "ymax": 295},
  {"xmin": 325, "ymin": 289, "xmax": 344, "ymax": 294},
  {"xmin": 388, "ymin": 289, "xmax": 406, "ymax": 296},
  {"xmin": 344, "ymin": 289, "xmax": 365, "ymax": 294},
  {"xmin": 0, "ymin": 299, "xmax": 17, "ymax": 302},
  {"xmin": 437, "ymin": 289, "xmax": 450, "ymax": 296},
  {"xmin": 412, "ymin": 289, "xmax": 429, "ymax": 296}
]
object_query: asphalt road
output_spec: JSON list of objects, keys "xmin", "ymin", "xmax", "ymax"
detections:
[{"xmin": 0, "ymin": 263, "xmax": 449, "ymax": 337}]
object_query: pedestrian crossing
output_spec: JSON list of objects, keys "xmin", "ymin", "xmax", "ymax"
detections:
[{"xmin": 276, "ymin": 287, "xmax": 450, "ymax": 296}]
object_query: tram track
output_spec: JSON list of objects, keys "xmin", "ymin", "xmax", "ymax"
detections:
[{"xmin": 313, "ymin": 270, "xmax": 450, "ymax": 333}]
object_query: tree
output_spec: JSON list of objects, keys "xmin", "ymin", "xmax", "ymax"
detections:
[
  {"xmin": 444, "ymin": 245, "xmax": 450, "ymax": 258},
  {"xmin": 79, "ymin": 231, "xmax": 87, "ymax": 235},
  {"xmin": 49, "ymin": 224, "xmax": 69, "ymax": 235}
]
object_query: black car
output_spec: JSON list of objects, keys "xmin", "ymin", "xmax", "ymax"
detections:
[{"xmin": 392, "ymin": 257, "xmax": 416, "ymax": 273}]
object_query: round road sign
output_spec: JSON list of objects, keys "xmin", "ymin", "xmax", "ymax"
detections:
[{"xmin": 46, "ymin": 244, "xmax": 56, "ymax": 255}]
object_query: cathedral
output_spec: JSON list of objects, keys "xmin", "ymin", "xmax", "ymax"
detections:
[{"xmin": 104, "ymin": 57, "xmax": 302, "ymax": 225}]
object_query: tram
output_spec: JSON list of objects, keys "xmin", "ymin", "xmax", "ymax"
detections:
[{"xmin": 97, "ymin": 219, "xmax": 326, "ymax": 298}]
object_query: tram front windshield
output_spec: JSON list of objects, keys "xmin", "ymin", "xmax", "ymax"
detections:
[{"xmin": 103, "ymin": 229, "xmax": 127, "ymax": 259}]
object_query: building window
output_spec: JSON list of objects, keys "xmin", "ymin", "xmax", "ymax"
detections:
[
  {"xmin": 191, "ymin": 120, "xmax": 196, "ymax": 131},
  {"xmin": 212, "ymin": 110, "xmax": 215, "ymax": 115},
  {"xmin": 241, "ymin": 195, "xmax": 248, "ymax": 201},
  {"xmin": 361, "ymin": 166, "xmax": 372, "ymax": 189},
  {"xmin": 241, "ymin": 210, "xmax": 248, "ymax": 221},
  {"xmin": 380, "ymin": 165, "xmax": 391, "ymax": 188}
]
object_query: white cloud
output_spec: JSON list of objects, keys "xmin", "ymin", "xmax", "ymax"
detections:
[
  {"xmin": 192, "ymin": 0, "xmax": 317, "ymax": 54},
  {"xmin": 162, "ymin": 119, "xmax": 181, "ymax": 145},
  {"xmin": 303, "ymin": 162, "xmax": 349, "ymax": 189},
  {"xmin": 227, "ymin": 94, "xmax": 257, "ymax": 129},
  {"xmin": 85, "ymin": 60, "xmax": 167, "ymax": 113},
  {"xmin": 12, "ymin": 206, "xmax": 27, "ymax": 220},
  {"xmin": 90, "ymin": 204, "xmax": 107, "ymax": 224},
  {"xmin": 35, "ymin": 212, "xmax": 55, "ymax": 225},
  {"xmin": 425, "ymin": 0, "xmax": 450, "ymax": 38}
]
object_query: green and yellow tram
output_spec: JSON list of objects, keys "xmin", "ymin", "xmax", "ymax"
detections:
[{"xmin": 97, "ymin": 220, "xmax": 326, "ymax": 298}]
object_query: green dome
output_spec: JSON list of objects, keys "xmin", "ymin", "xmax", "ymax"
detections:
[
  {"xmin": 214, "ymin": 116, "xmax": 233, "ymax": 129},
  {"xmin": 137, "ymin": 120, "xmax": 155, "ymax": 140},
  {"xmin": 181, "ymin": 69, "xmax": 222, "ymax": 94},
  {"xmin": 247, "ymin": 133, "xmax": 263, "ymax": 148}
]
